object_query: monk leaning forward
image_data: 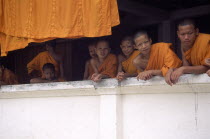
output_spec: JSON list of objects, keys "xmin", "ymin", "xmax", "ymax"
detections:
[
  {"xmin": 90, "ymin": 40, "xmax": 117, "ymax": 82},
  {"xmin": 171, "ymin": 19, "xmax": 210, "ymax": 82},
  {"xmin": 133, "ymin": 31, "xmax": 182, "ymax": 85},
  {"xmin": 116, "ymin": 36, "xmax": 139, "ymax": 81},
  {"xmin": 0, "ymin": 64, "xmax": 18, "ymax": 85}
]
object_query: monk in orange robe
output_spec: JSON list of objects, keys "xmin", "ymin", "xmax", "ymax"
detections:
[
  {"xmin": 83, "ymin": 43, "xmax": 97, "ymax": 80},
  {"xmin": 90, "ymin": 40, "xmax": 117, "ymax": 82},
  {"xmin": 27, "ymin": 40, "xmax": 64, "ymax": 79},
  {"xmin": 30, "ymin": 63, "xmax": 65, "ymax": 83},
  {"xmin": 171, "ymin": 19, "xmax": 210, "ymax": 82},
  {"xmin": 0, "ymin": 65, "xmax": 18, "ymax": 85},
  {"xmin": 133, "ymin": 31, "xmax": 182, "ymax": 85},
  {"xmin": 116, "ymin": 36, "xmax": 139, "ymax": 81}
]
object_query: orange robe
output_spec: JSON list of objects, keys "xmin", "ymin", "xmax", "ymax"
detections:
[
  {"xmin": 122, "ymin": 50, "xmax": 140, "ymax": 74},
  {"xmin": 184, "ymin": 33, "xmax": 210, "ymax": 66},
  {"xmin": 1, "ymin": 68, "xmax": 18, "ymax": 85},
  {"xmin": 98, "ymin": 54, "xmax": 117, "ymax": 78},
  {"xmin": 0, "ymin": 0, "xmax": 120, "ymax": 56},
  {"xmin": 27, "ymin": 51, "xmax": 60, "ymax": 77},
  {"xmin": 139, "ymin": 43, "xmax": 182, "ymax": 76}
]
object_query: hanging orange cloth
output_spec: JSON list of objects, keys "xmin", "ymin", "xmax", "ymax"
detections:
[
  {"xmin": 122, "ymin": 50, "xmax": 140, "ymax": 74},
  {"xmin": 1, "ymin": 68, "xmax": 19, "ymax": 85},
  {"xmin": 0, "ymin": 0, "xmax": 120, "ymax": 56},
  {"xmin": 184, "ymin": 33, "xmax": 210, "ymax": 66},
  {"xmin": 27, "ymin": 51, "xmax": 60, "ymax": 77},
  {"xmin": 142, "ymin": 43, "xmax": 182, "ymax": 76},
  {"xmin": 98, "ymin": 54, "xmax": 117, "ymax": 78}
]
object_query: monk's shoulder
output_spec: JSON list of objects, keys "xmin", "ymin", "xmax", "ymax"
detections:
[
  {"xmin": 37, "ymin": 51, "xmax": 49, "ymax": 57},
  {"xmin": 197, "ymin": 33, "xmax": 210, "ymax": 42},
  {"xmin": 118, "ymin": 54, "xmax": 126, "ymax": 63}
]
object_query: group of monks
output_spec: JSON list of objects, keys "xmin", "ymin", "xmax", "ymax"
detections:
[
  {"xmin": 84, "ymin": 19, "xmax": 210, "ymax": 85},
  {"xmin": 0, "ymin": 19, "xmax": 210, "ymax": 86}
]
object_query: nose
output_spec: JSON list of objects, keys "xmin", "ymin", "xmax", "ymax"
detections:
[
  {"xmin": 142, "ymin": 43, "xmax": 146, "ymax": 48},
  {"xmin": 184, "ymin": 34, "xmax": 189, "ymax": 40}
]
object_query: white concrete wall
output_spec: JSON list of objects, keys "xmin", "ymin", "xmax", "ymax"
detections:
[{"xmin": 0, "ymin": 74, "xmax": 210, "ymax": 139}]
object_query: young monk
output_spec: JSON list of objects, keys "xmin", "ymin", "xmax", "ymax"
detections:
[
  {"xmin": 171, "ymin": 19, "xmax": 210, "ymax": 83},
  {"xmin": 116, "ymin": 36, "xmax": 139, "ymax": 81},
  {"xmin": 0, "ymin": 63, "xmax": 18, "ymax": 85},
  {"xmin": 83, "ymin": 43, "xmax": 97, "ymax": 80},
  {"xmin": 30, "ymin": 63, "xmax": 64, "ymax": 83},
  {"xmin": 90, "ymin": 40, "xmax": 117, "ymax": 82},
  {"xmin": 133, "ymin": 31, "xmax": 182, "ymax": 85},
  {"xmin": 27, "ymin": 40, "xmax": 64, "ymax": 79}
]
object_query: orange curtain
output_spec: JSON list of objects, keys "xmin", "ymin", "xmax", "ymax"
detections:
[{"xmin": 0, "ymin": 0, "xmax": 120, "ymax": 56}]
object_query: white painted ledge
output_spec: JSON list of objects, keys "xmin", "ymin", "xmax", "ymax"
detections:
[{"xmin": 0, "ymin": 74, "xmax": 210, "ymax": 99}]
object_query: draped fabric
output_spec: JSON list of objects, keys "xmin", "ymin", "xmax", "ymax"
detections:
[
  {"xmin": 0, "ymin": 0, "xmax": 120, "ymax": 56},
  {"xmin": 143, "ymin": 43, "xmax": 182, "ymax": 76},
  {"xmin": 184, "ymin": 33, "xmax": 210, "ymax": 66}
]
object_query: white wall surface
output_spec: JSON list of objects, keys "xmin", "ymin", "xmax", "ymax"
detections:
[{"xmin": 0, "ymin": 74, "xmax": 210, "ymax": 139}]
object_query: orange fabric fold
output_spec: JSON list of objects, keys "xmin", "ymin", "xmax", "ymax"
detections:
[
  {"xmin": 145, "ymin": 43, "xmax": 182, "ymax": 76},
  {"xmin": 0, "ymin": 0, "xmax": 120, "ymax": 56},
  {"xmin": 98, "ymin": 54, "xmax": 117, "ymax": 78},
  {"xmin": 1, "ymin": 68, "xmax": 18, "ymax": 85},
  {"xmin": 122, "ymin": 50, "xmax": 140, "ymax": 74},
  {"xmin": 27, "ymin": 51, "xmax": 60, "ymax": 77},
  {"xmin": 184, "ymin": 33, "xmax": 210, "ymax": 66}
]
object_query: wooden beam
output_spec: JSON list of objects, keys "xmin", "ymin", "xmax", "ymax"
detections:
[
  {"xmin": 118, "ymin": 0, "xmax": 169, "ymax": 20},
  {"xmin": 170, "ymin": 4, "xmax": 210, "ymax": 20}
]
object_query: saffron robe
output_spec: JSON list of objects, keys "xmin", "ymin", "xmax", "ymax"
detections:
[
  {"xmin": 122, "ymin": 50, "xmax": 140, "ymax": 74},
  {"xmin": 98, "ymin": 54, "xmax": 117, "ymax": 78},
  {"xmin": 139, "ymin": 43, "xmax": 182, "ymax": 76},
  {"xmin": 184, "ymin": 33, "xmax": 210, "ymax": 66},
  {"xmin": 27, "ymin": 51, "xmax": 59, "ymax": 77},
  {"xmin": 1, "ymin": 68, "xmax": 18, "ymax": 85}
]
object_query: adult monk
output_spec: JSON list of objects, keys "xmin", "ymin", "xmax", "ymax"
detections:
[
  {"xmin": 0, "ymin": 63, "xmax": 18, "ymax": 85},
  {"xmin": 133, "ymin": 31, "xmax": 182, "ymax": 85},
  {"xmin": 171, "ymin": 19, "xmax": 210, "ymax": 83},
  {"xmin": 116, "ymin": 36, "xmax": 139, "ymax": 81},
  {"xmin": 83, "ymin": 43, "xmax": 97, "ymax": 80},
  {"xmin": 90, "ymin": 40, "xmax": 117, "ymax": 82},
  {"xmin": 27, "ymin": 40, "xmax": 64, "ymax": 79}
]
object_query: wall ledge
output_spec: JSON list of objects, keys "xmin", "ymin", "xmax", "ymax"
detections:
[{"xmin": 0, "ymin": 74, "xmax": 210, "ymax": 98}]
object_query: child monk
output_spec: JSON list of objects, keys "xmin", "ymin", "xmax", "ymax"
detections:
[
  {"xmin": 30, "ymin": 63, "xmax": 64, "ymax": 83},
  {"xmin": 133, "ymin": 31, "xmax": 182, "ymax": 85},
  {"xmin": 90, "ymin": 40, "xmax": 117, "ymax": 82},
  {"xmin": 83, "ymin": 43, "xmax": 97, "ymax": 80},
  {"xmin": 0, "ymin": 63, "xmax": 18, "ymax": 85},
  {"xmin": 27, "ymin": 40, "xmax": 64, "ymax": 79},
  {"xmin": 116, "ymin": 36, "xmax": 139, "ymax": 81}
]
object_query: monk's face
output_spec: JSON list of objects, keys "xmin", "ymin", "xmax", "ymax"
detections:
[
  {"xmin": 177, "ymin": 24, "xmax": 199, "ymax": 47},
  {"xmin": 120, "ymin": 40, "xmax": 134, "ymax": 57},
  {"xmin": 43, "ymin": 68, "xmax": 55, "ymax": 80},
  {"xmin": 88, "ymin": 45, "xmax": 96, "ymax": 58},
  {"xmin": 95, "ymin": 41, "xmax": 110, "ymax": 59},
  {"xmin": 134, "ymin": 35, "xmax": 152, "ymax": 55}
]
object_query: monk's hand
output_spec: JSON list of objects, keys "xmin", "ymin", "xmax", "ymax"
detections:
[
  {"xmin": 92, "ymin": 74, "xmax": 102, "ymax": 82},
  {"xmin": 116, "ymin": 72, "xmax": 125, "ymax": 81},
  {"xmin": 171, "ymin": 67, "xmax": 184, "ymax": 84},
  {"xmin": 91, "ymin": 73, "xmax": 98, "ymax": 81},
  {"xmin": 206, "ymin": 69, "xmax": 210, "ymax": 77},
  {"xmin": 137, "ymin": 71, "xmax": 153, "ymax": 81},
  {"xmin": 205, "ymin": 58, "xmax": 210, "ymax": 66},
  {"xmin": 165, "ymin": 68, "xmax": 173, "ymax": 86}
]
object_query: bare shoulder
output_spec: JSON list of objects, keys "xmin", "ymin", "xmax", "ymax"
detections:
[{"xmin": 90, "ymin": 57, "xmax": 98, "ymax": 65}]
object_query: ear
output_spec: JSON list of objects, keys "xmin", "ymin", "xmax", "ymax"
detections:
[{"xmin": 149, "ymin": 38, "xmax": 152, "ymax": 44}]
